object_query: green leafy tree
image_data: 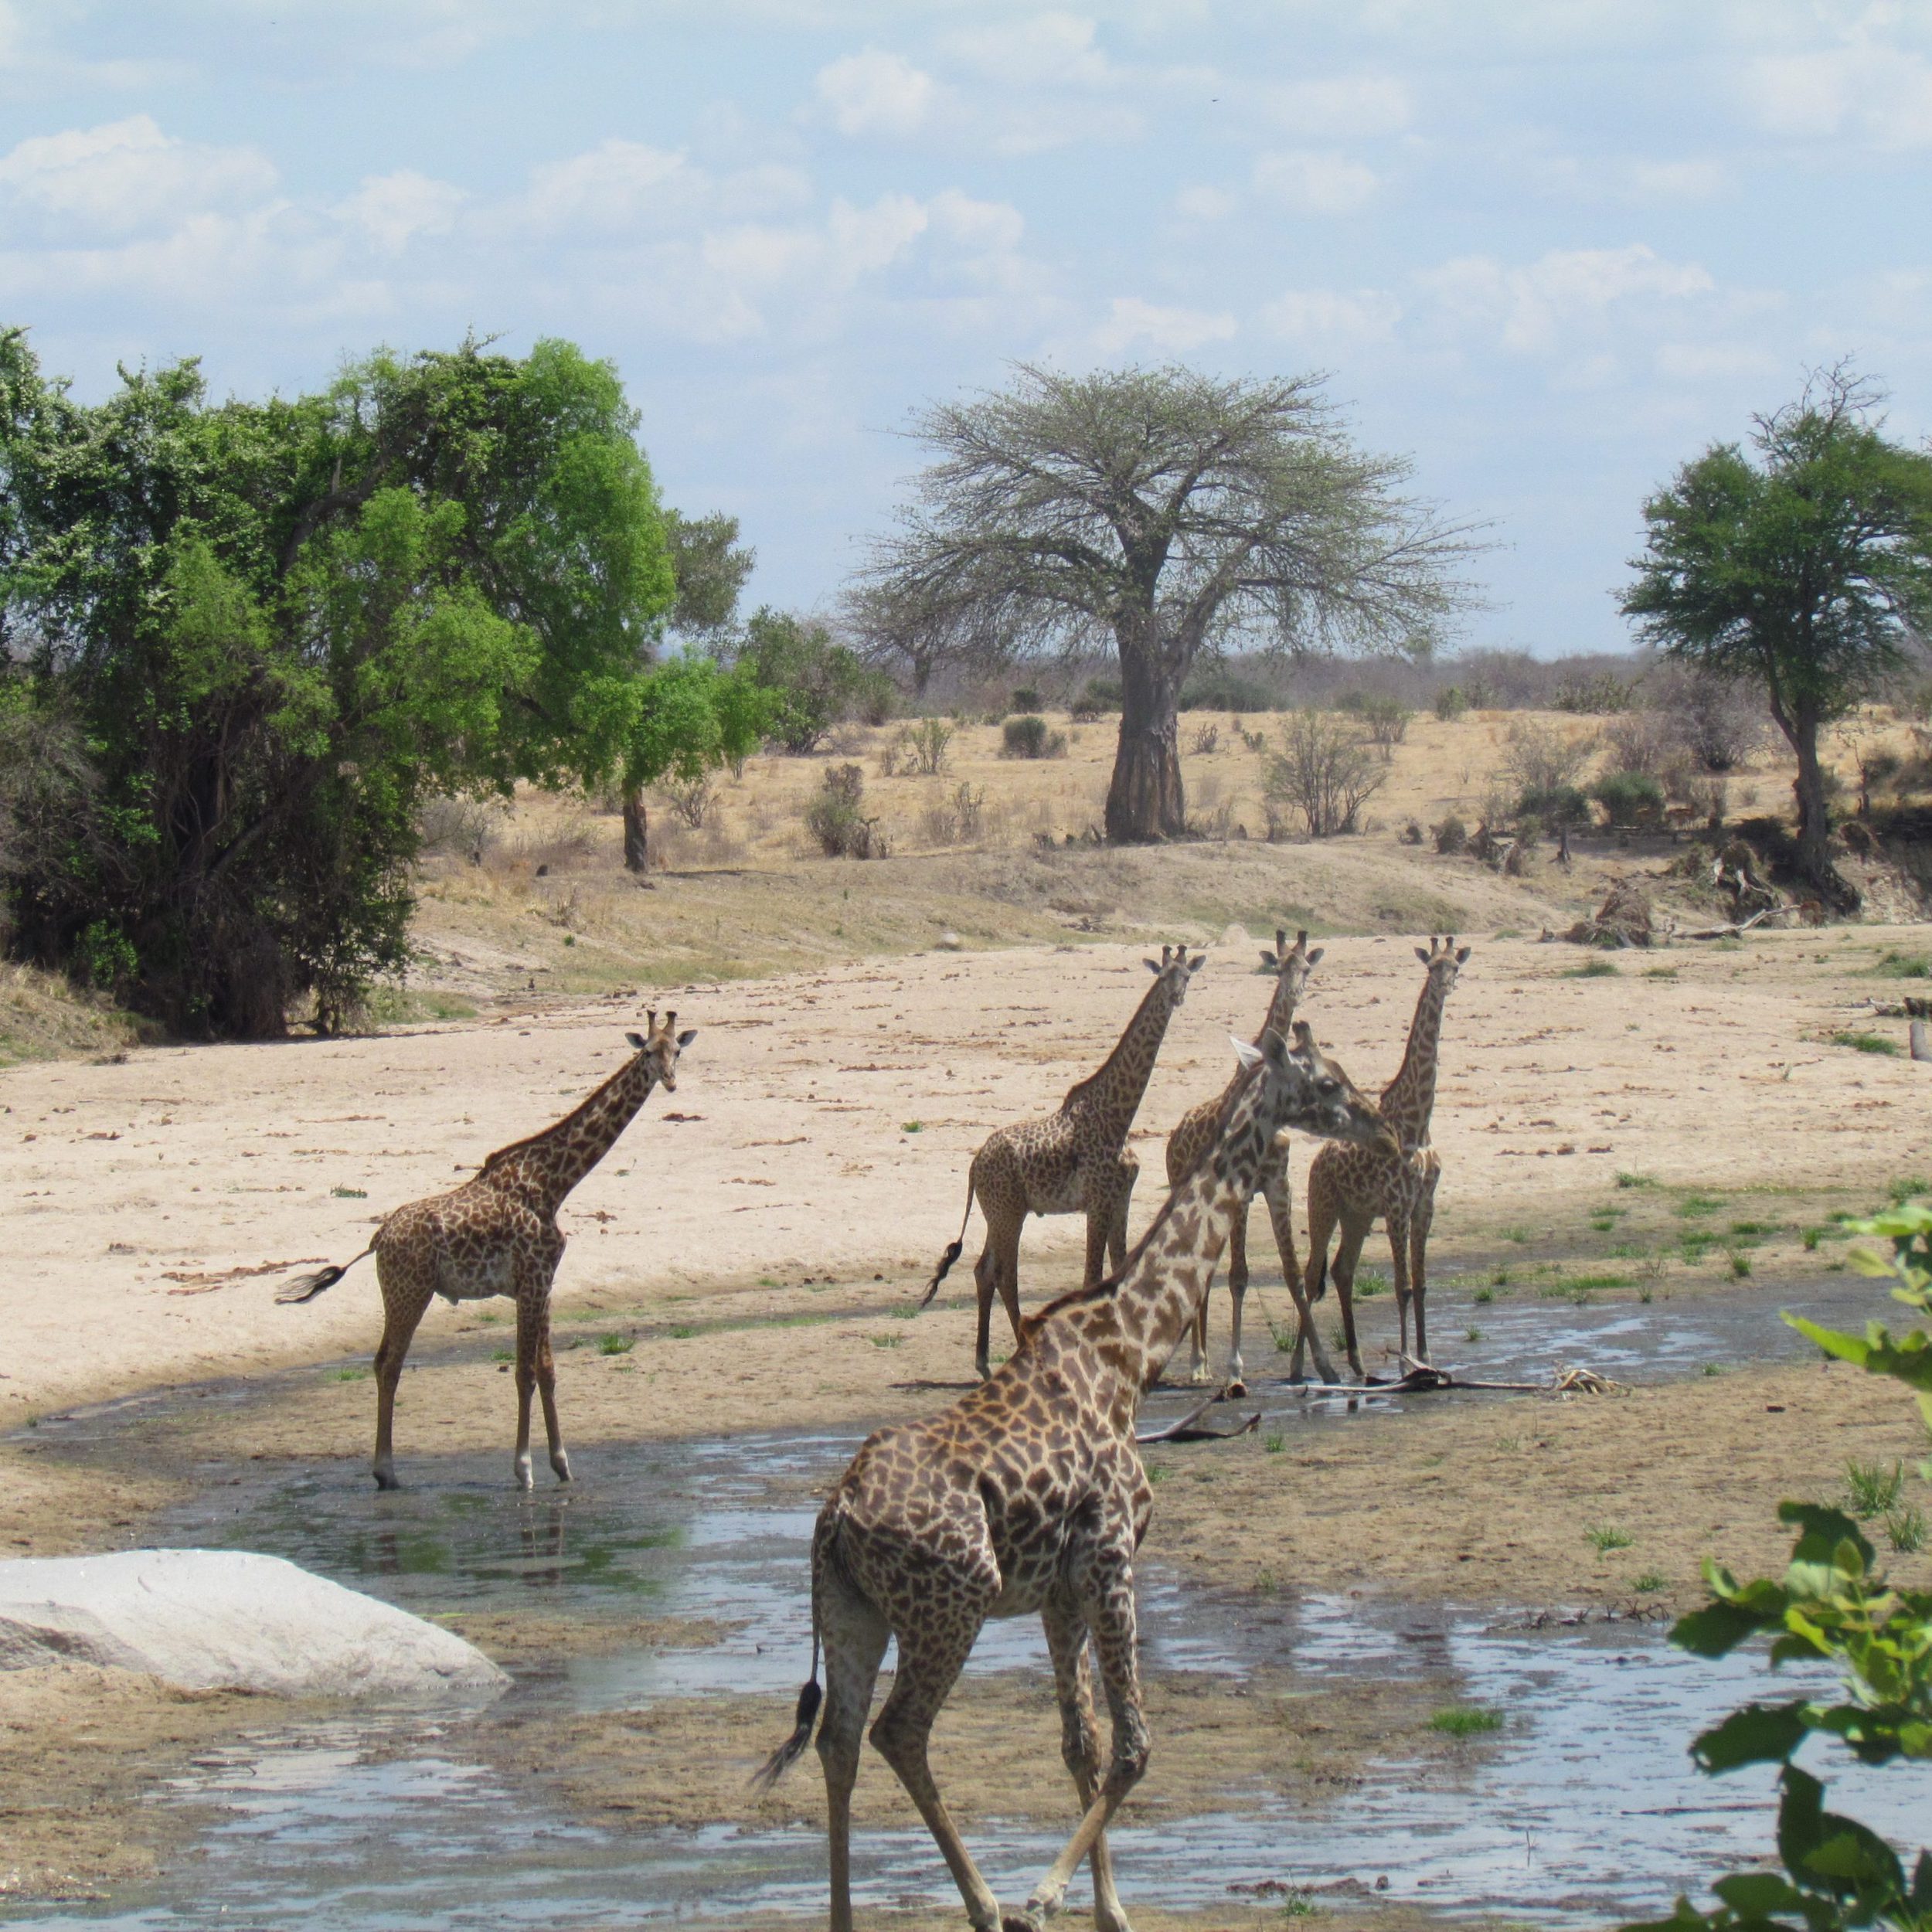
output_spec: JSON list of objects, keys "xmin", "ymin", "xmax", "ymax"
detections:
[
  {"xmin": 739, "ymin": 607, "xmax": 889, "ymax": 753},
  {"xmin": 852, "ymin": 362, "xmax": 1476, "ymax": 842},
  {"xmin": 0, "ymin": 328, "xmax": 683, "ymax": 1036},
  {"xmin": 614, "ymin": 509, "xmax": 758, "ymax": 872},
  {"xmin": 1621, "ymin": 368, "xmax": 1932, "ymax": 908},
  {"xmin": 1625, "ymin": 1199, "xmax": 1932, "ymax": 1932}
]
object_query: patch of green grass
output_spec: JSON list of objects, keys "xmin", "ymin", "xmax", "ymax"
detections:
[
  {"xmin": 1885, "ymin": 1505, "xmax": 1927, "ymax": 1555},
  {"xmin": 1638, "ymin": 1287, "xmax": 1655, "ymax": 1304},
  {"xmin": 1465, "ymin": 1325, "xmax": 1483, "ymax": 1343},
  {"xmin": 757, "ymin": 1276, "xmax": 781, "ymax": 1287},
  {"xmin": 1728, "ymin": 1220, "xmax": 1775, "ymax": 1237},
  {"xmin": 492, "ymin": 1347, "xmax": 515, "ymax": 1362},
  {"xmin": 1728, "ymin": 1251, "xmax": 1753, "ymax": 1279},
  {"xmin": 1633, "ymin": 1572, "xmax": 1668, "ymax": 1594},
  {"xmin": 1617, "ymin": 1171, "xmax": 1658, "ymax": 1190},
  {"xmin": 1564, "ymin": 957, "xmax": 1622, "ymax": 978},
  {"xmin": 331, "ymin": 1365, "xmax": 368, "ymax": 1381},
  {"xmin": 1607, "ymin": 1242, "xmax": 1642, "ymax": 1259},
  {"xmin": 1888, "ymin": 1175, "xmax": 1932, "ymax": 1206},
  {"xmin": 667, "ymin": 1322, "xmax": 699, "ymax": 1340},
  {"xmin": 1429, "ymin": 1706, "xmax": 1504, "ymax": 1737},
  {"xmin": 1566, "ymin": 1270, "xmax": 1634, "ymax": 1291},
  {"xmin": 331, "ymin": 1185, "xmax": 368, "ymax": 1199},
  {"xmin": 1146, "ymin": 1461, "xmax": 1172, "ymax": 1485},
  {"xmin": 1472, "ymin": 1285, "xmax": 1495, "ymax": 1305},
  {"xmin": 1642, "ymin": 966, "xmax": 1679, "ymax": 980},
  {"xmin": 1264, "ymin": 1433, "xmax": 1286, "ymax": 1454},
  {"xmin": 598, "ymin": 1332, "xmax": 634, "ymax": 1355},
  {"xmin": 1353, "ymin": 1267, "xmax": 1389, "ymax": 1298},
  {"xmin": 1871, "ymin": 949, "xmax": 1932, "ymax": 979},
  {"xmin": 1830, "ymin": 1029, "xmax": 1900, "ymax": 1056},
  {"xmin": 1490, "ymin": 1267, "xmax": 1512, "ymax": 1290},
  {"xmin": 1702, "ymin": 1362, "xmax": 1726, "ymax": 1377},
  {"xmin": 1675, "ymin": 1193, "xmax": 1723, "ymax": 1219},
  {"xmin": 1801, "ymin": 1226, "xmax": 1830, "ymax": 1251},
  {"xmin": 870, "ymin": 1333, "xmax": 901, "ymax": 1349},
  {"xmin": 890, "ymin": 1303, "xmax": 920, "ymax": 1319},
  {"xmin": 1845, "ymin": 1458, "xmax": 1904, "ymax": 1521},
  {"xmin": 1277, "ymin": 1890, "xmax": 1318, "ymax": 1921},
  {"xmin": 1586, "ymin": 1525, "xmax": 1634, "ymax": 1553},
  {"xmin": 1590, "ymin": 1216, "xmax": 1616, "ymax": 1233},
  {"xmin": 900, "ymin": 1120, "xmax": 924, "ymax": 1133},
  {"xmin": 1502, "ymin": 1225, "xmax": 1532, "ymax": 1244}
]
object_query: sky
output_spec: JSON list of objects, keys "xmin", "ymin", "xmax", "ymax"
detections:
[{"xmin": 2, "ymin": 1, "xmax": 1929, "ymax": 658}]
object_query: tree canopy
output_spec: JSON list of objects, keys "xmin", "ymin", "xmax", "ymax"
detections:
[
  {"xmin": 852, "ymin": 362, "xmax": 1477, "ymax": 841},
  {"xmin": 0, "ymin": 328, "xmax": 686, "ymax": 1035},
  {"xmin": 1621, "ymin": 366, "xmax": 1932, "ymax": 904}
]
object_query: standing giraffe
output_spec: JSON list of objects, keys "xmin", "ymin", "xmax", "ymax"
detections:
[
  {"xmin": 921, "ymin": 945, "xmax": 1204, "ymax": 1381},
  {"xmin": 276, "ymin": 1011, "xmax": 696, "ymax": 1490},
  {"xmin": 1300, "ymin": 937, "xmax": 1470, "ymax": 1379},
  {"xmin": 1163, "ymin": 927, "xmax": 1326, "ymax": 1393},
  {"xmin": 756, "ymin": 1021, "xmax": 1393, "ymax": 1932}
]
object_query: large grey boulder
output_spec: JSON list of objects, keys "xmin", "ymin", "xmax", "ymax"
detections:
[{"xmin": 0, "ymin": 1549, "xmax": 505, "ymax": 1700}]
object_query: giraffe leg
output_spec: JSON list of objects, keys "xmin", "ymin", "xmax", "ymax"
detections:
[
  {"xmin": 1043, "ymin": 1597, "xmax": 1133, "ymax": 1932},
  {"xmin": 1331, "ymin": 1213, "xmax": 1373, "ymax": 1381},
  {"xmin": 869, "ymin": 1621, "xmax": 1005, "ymax": 1932},
  {"xmin": 1386, "ymin": 1209, "xmax": 1413, "ymax": 1365},
  {"xmin": 974, "ymin": 1244, "xmax": 998, "ymax": 1385},
  {"xmin": 1298, "ymin": 1165, "xmax": 1341, "ymax": 1384},
  {"xmin": 1410, "ymin": 1177, "xmax": 1438, "ymax": 1366},
  {"xmin": 519, "ymin": 1274, "xmax": 570, "ymax": 1484},
  {"xmin": 1106, "ymin": 1156, "xmax": 1136, "ymax": 1279},
  {"xmin": 977, "ymin": 1219, "xmax": 1024, "ymax": 1381},
  {"xmin": 817, "ymin": 1575, "xmax": 890, "ymax": 1932},
  {"xmin": 370, "ymin": 1261, "xmax": 431, "ymax": 1491},
  {"xmin": 1262, "ymin": 1145, "xmax": 1334, "ymax": 1384},
  {"xmin": 511, "ymin": 1290, "xmax": 556, "ymax": 1492},
  {"xmin": 1018, "ymin": 1556, "xmax": 1148, "ymax": 1928}
]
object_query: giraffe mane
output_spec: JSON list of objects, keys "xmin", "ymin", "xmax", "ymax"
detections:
[
  {"xmin": 478, "ymin": 1046, "xmax": 648, "ymax": 1176},
  {"xmin": 1059, "ymin": 958, "xmax": 1180, "ymax": 1112}
]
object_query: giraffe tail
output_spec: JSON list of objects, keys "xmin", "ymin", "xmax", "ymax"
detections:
[
  {"xmin": 274, "ymin": 1247, "xmax": 373, "ymax": 1305},
  {"xmin": 917, "ymin": 1177, "xmax": 976, "ymax": 1309},
  {"xmin": 1308, "ymin": 1252, "xmax": 1328, "ymax": 1304},
  {"xmin": 750, "ymin": 1505, "xmax": 839, "ymax": 1791}
]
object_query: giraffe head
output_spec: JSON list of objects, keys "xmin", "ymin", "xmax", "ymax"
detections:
[
  {"xmin": 624, "ymin": 1009, "xmax": 698, "ymax": 1093},
  {"xmin": 1143, "ymin": 943, "xmax": 1206, "ymax": 1005},
  {"xmin": 1232, "ymin": 1020, "xmax": 1395, "ymax": 1151},
  {"xmin": 1258, "ymin": 926, "xmax": 1323, "ymax": 1002},
  {"xmin": 1415, "ymin": 933, "xmax": 1472, "ymax": 992}
]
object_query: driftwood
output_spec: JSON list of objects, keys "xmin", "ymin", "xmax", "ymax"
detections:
[
  {"xmin": 1676, "ymin": 906, "xmax": 1773, "ymax": 940},
  {"xmin": 1136, "ymin": 1389, "xmax": 1260, "ymax": 1444}
]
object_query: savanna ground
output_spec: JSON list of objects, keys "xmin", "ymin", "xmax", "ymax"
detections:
[{"xmin": 2, "ymin": 703, "xmax": 1930, "ymax": 1921}]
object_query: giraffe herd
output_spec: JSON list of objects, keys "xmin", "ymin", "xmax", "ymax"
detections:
[{"xmin": 277, "ymin": 930, "xmax": 1473, "ymax": 1932}]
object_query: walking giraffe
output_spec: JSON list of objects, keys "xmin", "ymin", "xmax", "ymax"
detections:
[
  {"xmin": 921, "ymin": 946, "xmax": 1203, "ymax": 1380},
  {"xmin": 1162, "ymin": 927, "xmax": 1326, "ymax": 1392},
  {"xmin": 276, "ymin": 1011, "xmax": 696, "ymax": 1490},
  {"xmin": 1299, "ymin": 937, "xmax": 1470, "ymax": 1379},
  {"xmin": 757, "ymin": 1021, "xmax": 1393, "ymax": 1932}
]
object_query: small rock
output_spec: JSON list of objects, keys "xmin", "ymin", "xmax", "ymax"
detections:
[{"xmin": 934, "ymin": 931, "xmax": 964, "ymax": 951}]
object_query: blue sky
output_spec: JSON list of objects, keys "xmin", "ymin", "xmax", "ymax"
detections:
[{"xmin": 3, "ymin": 2, "xmax": 1929, "ymax": 658}]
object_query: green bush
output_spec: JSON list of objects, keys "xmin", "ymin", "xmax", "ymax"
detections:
[
  {"xmin": 1433, "ymin": 685, "xmax": 1468, "ymax": 721},
  {"xmin": 1002, "ymin": 714, "xmax": 1066, "ymax": 760},
  {"xmin": 1072, "ymin": 678, "xmax": 1121, "ymax": 718},
  {"xmin": 1517, "ymin": 783, "xmax": 1591, "ymax": 826},
  {"xmin": 1179, "ymin": 668, "xmax": 1274, "ymax": 713},
  {"xmin": 1009, "ymin": 685, "xmax": 1042, "ymax": 713},
  {"xmin": 803, "ymin": 765, "xmax": 885, "ymax": 858},
  {"xmin": 1592, "ymin": 770, "xmax": 1667, "ymax": 828}
]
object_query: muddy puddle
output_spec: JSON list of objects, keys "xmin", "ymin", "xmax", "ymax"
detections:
[{"xmin": 8, "ymin": 1274, "xmax": 1926, "ymax": 1927}]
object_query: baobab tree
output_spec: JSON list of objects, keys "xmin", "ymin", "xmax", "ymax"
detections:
[{"xmin": 852, "ymin": 362, "xmax": 1478, "ymax": 842}]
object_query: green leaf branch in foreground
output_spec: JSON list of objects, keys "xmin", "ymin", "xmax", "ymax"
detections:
[{"xmin": 1624, "ymin": 1200, "xmax": 1932, "ymax": 1932}]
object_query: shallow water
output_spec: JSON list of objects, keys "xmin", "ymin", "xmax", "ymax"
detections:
[{"xmin": 9, "ymin": 1274, "xmax": 1927, "ymax": 1927}]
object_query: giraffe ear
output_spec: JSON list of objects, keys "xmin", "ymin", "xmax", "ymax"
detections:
[
  {"xmin": 1259, "ymin": 951, "xmax": 1279, "ymax": 971},
  {"xmin": 1305, "ymin": 946, "xmax": 1325, "ymax": 968},
  {"xmin": 1187, "ymin": 953, "xmax": 1206, "ymax": 972},
  {"xmin": 1455, "ymin": 946, "xmax": 1471, "ymax": 964},
  {"xmin": 1230, "ymin": 1033, "xmax": 1262, "ymax": 1070},
  {"xmin": 1415, "ymin": 946, "xmax": 1431, "ymax": 965},
  {"xmin": 625, "ymin": 1031, "xmax": 648, "ymax": 1049},
  {"xmin": 1144, "ymin": 957, "xmax": 1162, "ymax": 975},
  {"xmin": 676, "ymin": 1028, "xmax": 697, "ymax": 1048}
]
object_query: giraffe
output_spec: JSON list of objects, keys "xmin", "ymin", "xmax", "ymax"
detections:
[
  {"xmin": 1298, "ymin": 937, "xmax": 1471, "ymax": 1380},
  {"xmin": 274, "ymin": 1010, "xmax": 696, "ymax": 1491},
  {"xmin": 1162, "ymin": 927, "xmax": 1325, "ymax": 1393},
  {"xmin": 921, "ymin": 945, "xmax": 1205, "ymax": 1381},
  {"xmin": 754, "ymin": 1020, "xmax": 1393, "ymax": 1932}
]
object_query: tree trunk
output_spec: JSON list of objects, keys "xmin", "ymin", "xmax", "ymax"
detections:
[
  {"xmin": 1104, "ymin": 634, "xmax": 1185, "ymax": 843},
  {"xmin": 1789, "ymin": 710, "xmax": 1859, "ymax": 911},
  {"xmin": 622, "ymin": 788, "xmax": 649, "ymax": 873}
]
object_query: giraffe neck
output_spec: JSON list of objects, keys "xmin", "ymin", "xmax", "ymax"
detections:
[
  {"xmin": 1072, "ymin": 1071, "xmax": 1280, "ymax": 1412},
  {"xmin": 481, "ymin": 1054, "xmax": 661, "ymax": 1211},
  {"xmin": 1379, "ymin": 975, "xmax": 1448, "ymax": 1147},
  {"xmin": 1061, "ymin": 973, "xmax": 1179, "ymax": 1141},
  {"xmin": 1255, "ymin": 967, "xmax": 1305, "ymax": 1048}
]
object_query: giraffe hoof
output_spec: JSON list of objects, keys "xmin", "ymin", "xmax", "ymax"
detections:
[
  {"xmin": 512, "ymin": 1457, "xmax": 534, "ymax": 1492},
  {"xmin": 372, "ymin": 1464, "xmax": 397, "ymax": 1492},
  {"xmin": 550, "ymin": 1452, "xmax": 573, "ymax": 1483},
  {"xmin": 1001, "ymin": 1914, "xmax": 1043, "ymax": 1932},
  {"xmin": 1226, "ymin": 1379, "xmax": 1247, "ymax": 1400}
]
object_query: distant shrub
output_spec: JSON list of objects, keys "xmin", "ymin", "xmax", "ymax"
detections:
[
  {"xmin": 1516, "ymin": 783, "xmax": 1590, "ymax": 827},
  {"xmin": 1358, "ymin": 695, "xmax": 1413, "ymax": 749},
  {"xmin": 1189, "ymin": 721, "xmax": 1220, "ymax": 756},
  {"xmin": 1502, "ymin": 719, "xmax": 1593, "ymax": 796},
  {"xmin": 1264, "ymin": 709, "xmax": 1386, "ymax": 838},
  {"xmin": 1002, "ymin": 714, "xmax": 1066, "ymax": 760},
  {"xmin": 1073, "ymin": 678, "xmax": 1121, "ymax": 718},
  {"xmin": 1009, "ymin": 686, "xmax": 1041, "ymax": 713},
  {"xmin": 1432, "ymin": 685, "xmax": 1468, "ymax": 721},
  {"xmin": 1433, "ymin": 814, "xmax": 1468, "ymax": 855},
  {"xmin": 1591, "ymin": 770, "xmax": 1666, "ymax": 827},
  {"xmin": 900, "ymin": 717, "xmax": 953, "ymax": 776},
  {"xmin": 1180, "ymin": 667, "xmax": 1274, "ymax": 713},
  {"xmin": 1554, "ymin": 670, "xmax": 1640, "ymax": 714},
  {"xmin": 804, "ymin": 764, "xmax": 886, "ymax": 857}
]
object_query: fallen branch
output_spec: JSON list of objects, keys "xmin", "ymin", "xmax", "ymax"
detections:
[
  {"xmin": 1678, "ymin": 907, "xmax": 1772, "ymax": 940},
  {"xmin": 1137, "ymin": 1389, "xmax": 1261, "ymax": 1444}
]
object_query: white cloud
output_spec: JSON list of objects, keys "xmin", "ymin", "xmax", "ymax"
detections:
[
  {"xmin": 1093, "ymin": 295, "xmax": 1236, "ymax": 355},
  {"xmin": 1420, "ymin": 243, "xmax": 1714, "ymax": 354},
  {"xmin": 0, "ymin": 116, "xmax": 277, "ymax": 237},
  {"xmin": 501, "ymin": 140, "xmax": 808, "ymax": 237},
  {"xmin": 1263, "ymin": 286, "xmax": 1403, "ymax": 345},
  {"xmin": 1267, "ymin": 73, "xmax": 1411, "ymax": 138},
  {"xmin": 335, "ymin": 170, "xmax": 464, "ymax": 254},
  {"xmin": 927, "ymin": 188, "xmax": 1025, "ymax": 255},
  {"xmin": 814, "ymin": 49, "xmax": 937, "ymax": 138},
  {"xmin": 1252, "ymin": 148, "xmax": 1377, "ymax": 215},
  {"xmin": 1172, "ymin": 184, "xmax": 1236, "ymax": 224},
  {"xmin": 1624, "ymin": 158, "xmax": 1730, "ymax": 200},
  {"xmin": 1744, "ymin": 41, "xmax": 1932, "ymax": 149},
  {"xmin": 942, "ymin": 12, "xmax": 1114, "ymax": 89}
]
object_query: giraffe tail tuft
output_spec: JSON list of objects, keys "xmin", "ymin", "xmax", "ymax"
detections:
[
  {"xmin": 275, "ymin": 1247, "xmax": 373, "ymax": 1305},
  {"xmin": 918, "ymin": 1241, "xmax": 962, "ymax": 1309},
  {"xmin": 750, "ymin": 1677, "xmax": 822, "ymax": 1792},
  {"xmin": 1308, "ymin": 1253, "xmax": 1328, "ymax": 1304}
]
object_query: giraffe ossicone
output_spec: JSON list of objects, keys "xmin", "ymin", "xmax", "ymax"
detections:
[
  {"xmin": 276, "ymin": 1009, "xmax": 696, "ymax": 1491},
  {"xmin": 756, "ymin": 1022, "xmax": 1391, "ymax": 1932}
]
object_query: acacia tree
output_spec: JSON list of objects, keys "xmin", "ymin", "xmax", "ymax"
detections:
[
  {"xmin": 1622, "ymin": 368, "xmax": 1932, "ymax": 908},
  {"xmin": 852, "ymin": 363, "xmax": 1476, "ymax": 842}
]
